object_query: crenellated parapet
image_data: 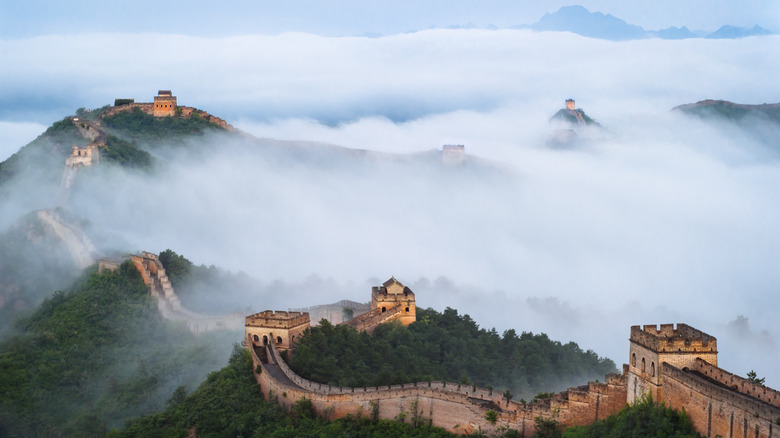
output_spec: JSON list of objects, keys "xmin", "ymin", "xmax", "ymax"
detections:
[
  {"xmin": 245, "ymin": 310, "xmax": 310, "ymax": 351},
  {"xmin": 246, "ymin": 311, "xmax": 310, "ymax": 329},
  {"xmin": 247, "ymin": 337, "xmax": 627, "ymax": 435},
  {"xmin": 367, "ymin": 277, "xmax": 416, "ymax": 327},
  {"xmin": 630, "ymin": 324, "xmax": 717, "ymax": 354}
]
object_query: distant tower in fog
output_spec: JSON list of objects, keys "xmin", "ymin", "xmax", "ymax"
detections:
[
  {"xmin": 442, "ymin": 144, "xmax": 465, "ymax": 165},
  {"xmin": 565, "ymin": 98, "xmax": 575, "ymax": 110},
  {"xmin": 153, "ymin": 90, "xmax": 177, "ymax": 117}
]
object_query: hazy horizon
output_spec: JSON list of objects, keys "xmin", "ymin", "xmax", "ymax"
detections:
[{"xmin": 1, "ymin": 4, "xmax": 779, "ymax": 391}]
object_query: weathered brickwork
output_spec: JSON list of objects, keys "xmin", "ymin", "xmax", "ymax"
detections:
[
  {"xmin": 245, "ymin": 318, "xmax": 778, "ymax": 437},
  {"xmin": 663, "ymin": 364, "xmax": 779, "ymax": 438},
  {"xmin": 248, "ymin": 340, "xmax": 626, "ymax": 436},
  {"xmin": 369, "ymin": 277, "xmax": 416, "ymax": 326},
  {"xmin": 628, "ymin": 324, "xmax": 718, "ymax": 403},
  {"xmin": 628, "ymin": 324, "xmax": 779, "ymax": 438},
  {"xmin": 244, "ymin": 281, "xmax": 630, "ymax": 436},
  {"xmin": 245, "ymin": 310, "xmax": 310, "ymax": 351},
  {"xmin": 153, "ymin": 90, "xmax": 177, "ymax": 117}
]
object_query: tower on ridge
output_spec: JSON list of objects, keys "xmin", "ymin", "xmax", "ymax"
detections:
[
  {"xmin": 245, "ymin": 310, "xmax": 310, "ymax": 352},
  {"xmin": 565, "ymin": 98, "xmax": 575, "ymax": 110},
  {"xmin": 371, "ymin": 277, "xmax": 416, "ymax": 326},
  {"xmin": 627, "ymin": 323, "xmax": 717, "ymax": 404},
  {"xmin": 153, "ymin": 90, "xmax": 177, "ymax": 117}
]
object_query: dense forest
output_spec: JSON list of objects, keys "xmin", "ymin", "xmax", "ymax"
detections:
[
  {"xmin": 0, "ymin": 262, "xmax": 235, "ymax": 437},
  {"xmin": 102, "ymin": 107, "xmax": 225, "ymax": 146},
  {"xmin": 290, "ymin": 307, "xmax": 617, "ymax": 399}
]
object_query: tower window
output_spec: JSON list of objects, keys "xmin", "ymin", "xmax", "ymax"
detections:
[
  {"xmin": 632, "ymin": 353, "xmax": 636, "ymax": 367},
  {"xmin": 641, "ymin": 358, "xmax": 646, "ymax": 372}
]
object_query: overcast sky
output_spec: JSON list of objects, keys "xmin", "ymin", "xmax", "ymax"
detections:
[
  {"xmin": 0, "ymin": 1, "xmax": 779, "ymax": 386},
  {"xmin": 1, "ymin": 0, "xmax": 778, "ymax": 39}
]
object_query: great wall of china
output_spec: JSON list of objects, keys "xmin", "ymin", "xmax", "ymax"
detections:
[
  {"xmin": 244, "ymin": 280, "xmax": 780, "ymax": 437},
  {"xmin": 58, "ymin": 90, "xmax": 232, "ymax": 202},
  {"xmin": 98, "ymin": 252, "xmax": 243, "ymax": 334},
  {"xmin": 38, "ymin": 91, "xmax": 780, "ymax": 436}
]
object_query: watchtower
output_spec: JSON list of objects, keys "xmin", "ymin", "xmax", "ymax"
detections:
[
  {"xmin": 371, "ymin": 277, "xmax": 416, "ymax": 326},
  {"xmin": 565, "ymin": 99, "xmax": 575, "ymax": 110},
  {"xmin": 245, "ymin": 310, "xmax": 310, "ymax": 352},
  {"xmin": 627, "ymin": 324, "xmax": 718, "ymax": 403},
  {"xmin": 442, "ymin": 144, "xmax": 465, "ymax": 165},
  {"xmin": 153, "ymin": 90, "xmax": 177, "ymax": 117}
]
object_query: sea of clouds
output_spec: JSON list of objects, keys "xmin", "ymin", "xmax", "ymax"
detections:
[{"xmin": 1, "ymin": 29, "xmax": 778, "ymax": 386}]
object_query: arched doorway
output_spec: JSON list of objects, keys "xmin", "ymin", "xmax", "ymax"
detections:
[{"xmin": 263, "ymin": 335, "xmax": 268, "ymax": 345}]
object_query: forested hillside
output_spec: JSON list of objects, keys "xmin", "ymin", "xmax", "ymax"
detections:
[
  {"xmin": 290, "ymin": 307, "xmax": 617, "ymax": 399},
  {"xmin": 0, "ymin": 263, "xmax": 235, "ymax": 437}
]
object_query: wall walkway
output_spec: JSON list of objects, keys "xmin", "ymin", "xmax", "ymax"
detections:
[{"xmin": 247, "ymin": 338, "xmax": 626, "ymax": 436}]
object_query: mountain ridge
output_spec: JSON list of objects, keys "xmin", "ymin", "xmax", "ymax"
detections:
[{"xmin": 528, "ymin": 5, "xmax": 774, "ymax": 41}]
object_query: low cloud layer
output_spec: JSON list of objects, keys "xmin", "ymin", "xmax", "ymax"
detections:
[{"xmin": 1, "ymin": 30, "xmax": 779, "ymax": 387}]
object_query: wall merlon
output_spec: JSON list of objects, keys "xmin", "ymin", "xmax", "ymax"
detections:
[
  {"xmin": 692, "ymin": 358, "xmax": 780, "ymax": 408},
  {"xmin": 631, "ymin": 323, "xmax": 717, "ymax": 353}
]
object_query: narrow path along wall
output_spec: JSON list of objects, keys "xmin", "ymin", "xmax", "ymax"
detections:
[
  {"xmin": 246, "ymin": 336, "xmax": 627, "ymax": 436},
  {"xmin": 99, "ymin": 251, "xmax": 243, "ymax": 334}
]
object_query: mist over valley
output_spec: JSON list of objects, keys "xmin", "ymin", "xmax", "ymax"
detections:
[{"xmin": 1, "ymin": 7, "xmax": 779, "ymax": 434}]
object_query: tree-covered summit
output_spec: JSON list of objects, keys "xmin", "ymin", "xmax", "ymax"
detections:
[{"xmin": 290, "ymin": 307, "xmax": 617, "ymax": 399}]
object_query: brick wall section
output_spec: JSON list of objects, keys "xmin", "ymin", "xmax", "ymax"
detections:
[
  {"xmin": 692, "ymin": 358, "xmax": 780, "ymax": 409},
  {"xmin": 662, "ymin": 363, "xmax": 779, "ymax": 438},
  {"xmin": 246, "ymin": 338, "xmax": 627, "ymax": 436},
  {"xmin": 246, "ymin": 310, "xmax": 310, "ymax": 351},
  {"xmin": 246, "ymin": 321, "xmax": 780, "ymax": 437},
  {"xmin": 342, "ymin": 306, "xmax": 402, "ymax": 333},
  {"xmin": 124, "ymin": 252, "xmax": 243, "ymax": 334}
]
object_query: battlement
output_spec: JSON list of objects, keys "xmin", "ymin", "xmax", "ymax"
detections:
[
  {"xmin": 153, "ymin": 90, "xmax": 177, "ymax": 117},
  {"xmin": 691, "ymin": 358, "xmax": 780, "ymax": 408},
  {"xmin": 630, "ymin": 323, "xmax": 717, "ymax": 354},
  {"xmin": 246, "ymin": 310, "xmax": 310, "ymax": 329},
  {"xmin": 368, "ymin": 277, "xmax": 416, "ymax": 326}
]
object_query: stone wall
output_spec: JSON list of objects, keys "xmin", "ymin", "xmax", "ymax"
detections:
[
  {"xmin": 127, "ymin": 252, "xmax": 243, "ymax": 334},
  {"xmin": 246, "ymin": 338, "xmax": 627, "ymax": 436},
  {"xmin": 662, "ymin": 363, "xmax": 779, "ymax": 438},
  {"xmin": 691, "ymin": 358, "xmax": 780, "ymax": 409},
  {"xmin": 247, "ymin": 320, "xmax": 780, "ymax": 437},
  {"xmin": 342, "ymin": 306, "xmax": 403, "ymax": 333}
]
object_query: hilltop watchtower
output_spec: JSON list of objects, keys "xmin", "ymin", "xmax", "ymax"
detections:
[
  {"xmin": 245, "ymin": 310, "xmax": 310, "ymax": 352},
  {"xmin": 371, "ymin": 277, "xmax": 416, "ymax": 326},
  {"xmin": 627, "ymin": 323, "xmax": 718, "ymax": 403},
  {"xmin": 153, "ymin": 90, "xmax": 177, "ymax": 117},
  {"xmin": 565, "ymin": 98, "xmax": 575, "ymax": 110},
  {"xmin": 442, "ymin": 144, "xmax": 465, "ymax": 165}
]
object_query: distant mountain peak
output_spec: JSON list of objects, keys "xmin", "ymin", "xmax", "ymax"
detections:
[
  {"xmin": 529, "ymin": 4, "xmax": 773, "ymax": 41},
  {"xmin": 706, "ymin": 24, "xmax": 773, "ymax": 39},
  {"xmin": 532, "ymin": 5, "xmax": 647, "ymax": 41}
]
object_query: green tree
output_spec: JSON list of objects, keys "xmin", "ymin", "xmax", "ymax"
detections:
[{"xmin": 747, "ymin": 370, "xmax": 765, "ymax": 385}]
